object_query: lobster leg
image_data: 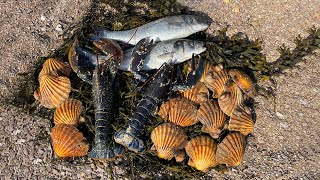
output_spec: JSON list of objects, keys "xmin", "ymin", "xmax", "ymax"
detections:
[
  {"xmin": 130, "ymin": 37, "xmax": 154, "ymax": 82},
  {"xmin": 114, "ymin": 63, "xmax": 172, "ymax": 153},
  {"xmin": 89, "ymin": 63, "xmax": 124, "ymax": 160}
]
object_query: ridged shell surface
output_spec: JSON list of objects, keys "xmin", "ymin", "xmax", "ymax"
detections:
[
  {"xmin": 158, "ymin": 98, "xmax": 198, "ymax": 127},
  {"xmin": 38, "ymin": 58, "xmax": 71, "ymax": 80},
  {"xmin": 51, "ymin": 124, "xmax": 89, "ymax": 157},
  {"xmin": 218, "ymin": 82, "xmax": 243, "ymax": 116},
  {"xmin": 197, "ymin": 100, "xmax": 227, "ymax": 138},
  {"xmin": 54, "ymin": 99, "xmax": 84, "ymax": 126},
  {"xmin": 34, "ymin": 74, "xmax": 71, "ymax": 108},
  {"xmin": 181, "ymin": 82, "xmax": 209, "ymax": 104},
  {"xmin": 151, "ymin": 123, "xmax": 188, "ymax": 160},
  {"xmin": 185, "ymin": 136, "xmax": 218, "ymax": 172},
  {"xmin": 204, "ymin": 64, "xmax": 229, "ymax": 98},
  {"xmin": 229, "ymin": 106, "xmax": 254, "ymax": 135},
  {"xmin": 216, "ymin": 132, "xmax": 246, "ymax": 167},
  {"xmin": 229, "ymin": 69, "xmax": 257, "ymax": 98}
]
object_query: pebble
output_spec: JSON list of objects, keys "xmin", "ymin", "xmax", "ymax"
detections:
[
  {"xmin": 40, "ymin": 15, "xmax": 46, "ymax": 21},
  {"xmin": 55, "ymin": 24, "xmax": 63, "ymax": 32},
  {"xmin": 16, "ymin": 139, "xmax": 26, "ymax": 144},
  {"xmin": 276, "ymin": 112, "xmax": 285, "ymax": 119},
  {"xmin": 279, "ymin": 122, "xmax": 289, "ymax": 129},
  {"xmin": 32, "ymin": 158, "xmax": 42, "ymax": 165},
  {"xmin": 12, "ymin": 129, "xmax": 21, "ymax": 135}
]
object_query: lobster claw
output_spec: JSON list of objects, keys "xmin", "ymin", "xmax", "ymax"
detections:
[
  {"xmin": 130, "ymin": 37, "xmax": 154, "ymax": 82},
  {"xmin": 92, "ymin": 38, "xmax": 124, "ymax": 77},
  {"xmin": 172, "ymin": 54, "xmax": 206, "ymax": 91},
  {"xmin": 68, "ymin": 39, "xmax": 97, "ymax": 84}
]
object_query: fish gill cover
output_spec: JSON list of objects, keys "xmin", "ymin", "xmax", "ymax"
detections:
[{"xmin": 7, "ymin": 0, "xmax": 320, "ymax": 179}]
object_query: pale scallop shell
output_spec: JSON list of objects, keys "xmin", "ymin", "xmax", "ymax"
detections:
[
  {"xmin": 157, "ymin": 97, "xmax": 198, "ymax": 127},
  {"xmin": 218, "ymin": 82, "xmax": 243, "ymax": 116},
  {"xmin": 216, "ymin": 132, "xmax": 246, "ymax": 167},
  {"xmin": 197, "ymin": 100, "xmax": 227, "ymax": 138},
  {"xmin": 204, "ymin": 64, "xmax": 229, "ymax": 98},
  {"xmin": 151, "ymin": 123, "xmax": 188, "ymax": 161},
  {"xmin": 185, "ymin": 136, "xmax": 218, "ymax": 172},
  {"xmin": 38, "ymin": 58, "xmax": 71, "ymax": 80},
  {"xmin": 229, "ymin": 106, "xmax": 254, "ymax": 136},
  {"xmin": 34, "ymin": 74, "xmax": 71, "ymax": 108},
  {"xmin": 181, "ymin": 82, "xmax": 209, "ymax": 104},
  {"xmin": 229, "ymin": 69, "xmax": 257, "ymax": 98},
  {"xmin": 54, "ymin": 99, "xmax": 84, "ymax": 126},
  {"xmin": 51, "ymin": 124, "xmax": 89, "ymax": 157}
]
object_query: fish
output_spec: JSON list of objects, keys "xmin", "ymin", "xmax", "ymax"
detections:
[
  {"xmin": 119, "ymin": 39, "xmax": 206, "ymax": 71},
  {"xmin": 91, "ymin": 15, "xmax": 210, "ymax": 45}
]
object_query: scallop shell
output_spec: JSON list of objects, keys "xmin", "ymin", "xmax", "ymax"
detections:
[
  {"xmin": 157, "ymin": 98, "xmax": 198, "ymax": 127},
  {"xmin": 204, "ymin": 64, "xmax": 229, "ymax": 98},
  {"xmin": 38, "ymin": 58, "xmax": 71, "ymax": 80},
  {"xmin": 54, "ymin": 99, "xmax": 84, "ymax": 126},
  {"xmin": 218, "ymin": 82, "xmax": 243, "ymax": 116},
  {"xmin": 229, "ymin": 69, "xmax": 257, "ymax": 98},
  {"xmin": 181, "ymin": 82, "xmax": 209, "ymax": 104},
  {"xmin": 197, "ymin": 100, "xmax": 227, "ymax": 138},
  {"xmin": 229, "ymin": 106, "xmax": 254, "ymax": 135},
  {"xmin": 185, "ymin": 136, "xmax": 218, "ymax": 172},
  {"xmin": 34, "ymin": 74, "xmax": 71, "ymax": 108},
  {"xmin": 216, "ymin": 132, "xmax": 246, "ymax": 167},
  {"xmin": 51, "ymin": 124, "xmax": 89, "ymax": 157},
  {"xmin": 151, "ymin": 123, "xmax": 188, "ymax": 161}
]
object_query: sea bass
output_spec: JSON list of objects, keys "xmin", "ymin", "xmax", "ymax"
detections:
[
  {"xmin": 119, "ymin": 39, "xmax": 206, "ymax": 71},
  {"xmin": 91, "ymin": 15, "xmax": 210, "ymax": 45}
]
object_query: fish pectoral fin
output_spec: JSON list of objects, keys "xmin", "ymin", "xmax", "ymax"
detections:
[{"xmin": 157, "ymin": 52, "xmax": 174, "ymax": 60}]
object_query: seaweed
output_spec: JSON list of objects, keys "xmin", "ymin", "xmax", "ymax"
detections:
[{"xmin": 5, "ymin": 0, "xmax": 320, "ymax": 179}]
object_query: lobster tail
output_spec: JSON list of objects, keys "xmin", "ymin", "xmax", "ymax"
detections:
[{"xmin": 89, "ymin": 65, "xmax": 124, "ymax": 160}]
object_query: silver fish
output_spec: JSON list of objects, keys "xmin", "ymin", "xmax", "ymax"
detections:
[
  {"xmin": 91, "ymin": 15, "xmax": 210, "ymax": 45},
  {"xmin": 119, "ymin": 39, "xmax": 206, "ymax": 71}
]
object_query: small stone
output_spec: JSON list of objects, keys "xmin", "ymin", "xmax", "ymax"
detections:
[
  {"xmin": 32, "ymin": 158, "xmax": 42, "ymax": 165},
  {"xmin": 224, "ymin": 0, "xmax": 230, "ymax": 3},
  {"xmin": 40, "ymin": 27, "xmax": 46, "ymax": 32},
  {"xmin": 279, "ymin": 122, "xmax": 289, "ymax": 129},
  {"xmin": 40, "ymin": 15, "xmax": 46, "ymax": 21},
  {"xmin": 12, "ymin": 129, "xmax": 21, "ymax": 135},
  {"xmin": 16, "ymin": 139, "xmax": 26, "ymax": 144},
  {"xmin": 55, "ymin": 24, "xmax": 63, "ymax": 32},
  {"xmin": 52, "ymin": 168, "xmax": 59, "ymax": 175},
  {"xmin": 234, "ymin": 7, "xmax": 240, "ymax": 13},
  {"xmin": 276, "ymin": 112, "xmax": 285, "ymax": 119}
]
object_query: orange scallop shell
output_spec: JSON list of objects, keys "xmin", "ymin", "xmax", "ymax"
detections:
[
  {"xmin": 51, "ymin": 124, "xmax": 89, "ymax": 157},
  {"xmin": 54, "ymin": 99, "xmax": 84, "ymax": 126},
  {"xmin": 38, "ymin": 58, "xmax": 71, "ymax": 80},
  {"xmin": 157, "ymin": 97, "xmax": 198, "ymax": 127},
  {"xmin": 181, "ymin": 82, "xmax": 209, "ymax": 104},
  {"xmin": 229, "ymin": 69, "xmax": 257, "ymax": 98},
  {"xmin": 151, "ymin": 123, "xmax": 188, "ymax": 161},
  {"xmin": 229, "ymin": 106, "xmax": 255, "ymax": 136},
  {"xmin": 197, "ymin": 100, "xmax": 227, "ymax": 138},
  {"xmin": 216, "ymin": 132, "xmax": 246, "ymax": 167},
  {"xmin": 185, "ymin": 136, "xmax": 218, "ymax": 172},
  {"xmin": 34, "ymin": 74, "xmax": 71, "ymax": 108},
  {"xmin": 218, "ymin": 82, "xmax": 243, "ymax": 116},
  {"xmin": 204, "ymin": 64, "xmax": 229, "ymax": 98}
]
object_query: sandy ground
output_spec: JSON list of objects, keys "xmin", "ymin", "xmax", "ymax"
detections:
[{"xmin": 0, "ymin": 0, "xmax": 319, "ymax": 179}]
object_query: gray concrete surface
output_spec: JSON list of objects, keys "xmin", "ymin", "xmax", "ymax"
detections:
[{"xmin": 0, "ymin": 0, "xmax": 319, "ymax": 179}]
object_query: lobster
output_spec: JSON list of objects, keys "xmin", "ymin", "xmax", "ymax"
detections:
[
  {"xmin": 114, "ymin": 38, "xmax": 206, "ymax": 153},
  {"xmin": 68, "ymin": 39, "xmax": 124, "ymax": 160}
]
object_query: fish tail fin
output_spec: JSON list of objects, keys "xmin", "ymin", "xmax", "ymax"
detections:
[{"xmin": 90, "ymin": 27, "xmax": 110, "ymax": 41}]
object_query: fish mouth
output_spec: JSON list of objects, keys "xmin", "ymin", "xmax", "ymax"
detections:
[{"xmin": 193, "ymin": 15, "xmax": 211, "ymax": 31}]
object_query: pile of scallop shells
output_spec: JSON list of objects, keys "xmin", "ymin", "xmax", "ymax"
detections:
[
  {"xmin": 34, "ymin": 58, "xmax": 89, "ymax": 158},
  {"xmin": 151, "ymin": 63, "xmax": 256, "ymax": 172}
]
